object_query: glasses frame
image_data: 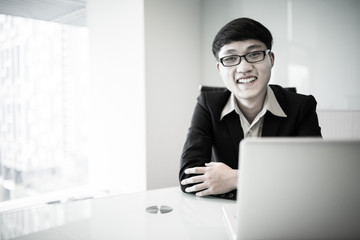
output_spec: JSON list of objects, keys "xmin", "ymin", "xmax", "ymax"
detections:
[{"xmin": 219, "ymin": 49, "xmax": 271, "ymax": 67}]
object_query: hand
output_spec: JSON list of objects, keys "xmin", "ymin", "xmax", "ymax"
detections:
[{"xmin": 180, "ymin": 162, "xmax": 238, "ymax": 197}]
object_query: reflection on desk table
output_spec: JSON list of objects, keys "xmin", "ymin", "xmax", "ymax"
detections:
[{"xmin": 0, "ymin": 187, "xmax": 235, "ymax": 240}]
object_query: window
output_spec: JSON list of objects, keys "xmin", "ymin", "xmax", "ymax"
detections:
[{"xmin": 0, "ymin": 13, "xmax": 89, "ymax": 201}]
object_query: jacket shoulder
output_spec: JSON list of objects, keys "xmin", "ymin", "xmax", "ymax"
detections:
[
  {"xmin": 269, "ymin": 84, "xmax": 317, "ymax": 109},
  {"xmin": 269, "ymin": 84, "xmax": 316, "ymax": 103}
]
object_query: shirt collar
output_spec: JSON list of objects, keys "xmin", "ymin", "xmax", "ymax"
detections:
[{"xmin": 220, "ymin": 85, "xmax": 287, "ymax": 120}]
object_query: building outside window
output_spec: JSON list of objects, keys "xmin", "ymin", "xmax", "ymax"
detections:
[{"xmin": 0, "ymin": 13, "xmax": 89, "ymax": 202}]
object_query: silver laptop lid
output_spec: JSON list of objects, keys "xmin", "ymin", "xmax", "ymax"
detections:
[{"xmin": 236, "ymin": 138, "xmax": 360, "ymax": 240}]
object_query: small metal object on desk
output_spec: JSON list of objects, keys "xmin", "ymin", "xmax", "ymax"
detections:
[
  {"xmin": 146, "ymin": 205, "xmax": 173, "ymax": 214},
  {"xmin": 146, "ymin": 206, "xmax": 159, "ymax": 214},
  {"xmin": 159, "ymin": 205, "xmax": 172, "ymax": 214}
]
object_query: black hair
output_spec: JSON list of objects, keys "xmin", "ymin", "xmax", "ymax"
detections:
[{"xmin": 212, "ymin": 17, "xmax": 273, "ymax": 59}]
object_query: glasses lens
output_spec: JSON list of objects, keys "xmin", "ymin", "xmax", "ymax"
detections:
[
  {"xmin": 245, "ymin": 51, "xmax": 265, "ymax": 63},
  {"xmin": 221, "ymin": 56, "xmax": 240, "ymax": 66}
]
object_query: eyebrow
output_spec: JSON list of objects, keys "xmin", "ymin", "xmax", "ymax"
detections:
[
  {"xmin": 246, "ymin": 44, "xmax": 264, "ymax": 51},
  {"xmin": 222, "ymin": 44, "xmax": 264, "ymax": 55},
  {"xmin": 222, "ymin": 49, "xmax": 237, "ymax": 55}
]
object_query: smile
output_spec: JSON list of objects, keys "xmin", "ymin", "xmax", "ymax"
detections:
[{"xmin": 236, "ymin": 77, "xmax": 256, "ymax": 84}]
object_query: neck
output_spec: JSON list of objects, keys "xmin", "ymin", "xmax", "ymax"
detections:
[{"xmin": 235, "ymin": 90, "xmax": 267, "ymax": 124}]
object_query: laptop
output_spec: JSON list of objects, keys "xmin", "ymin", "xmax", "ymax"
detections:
[{"xmin": 222, "ymin": 138, "xmax": 360, "ymax": 240}]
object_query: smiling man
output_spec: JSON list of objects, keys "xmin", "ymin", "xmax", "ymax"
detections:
[{"xmin": 179, "ymin": 18, "xmax": 322, "ymax": 200}]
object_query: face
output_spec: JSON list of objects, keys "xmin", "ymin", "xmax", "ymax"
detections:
[{"xmin": 216, "ymin": 40, "xmax": 274, "ymax": 104}]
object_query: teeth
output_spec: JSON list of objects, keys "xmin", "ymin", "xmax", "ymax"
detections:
[{"xmin": 237, "ymin": 77, "xmax": 256, "ymax": 84}]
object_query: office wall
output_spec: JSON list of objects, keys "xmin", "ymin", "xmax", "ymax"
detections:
[
  {"xmin": 145, "ymin": 0, "xmax": 202, "ymax": 189},
  {"xmin": 87, "ymin": 0, "xmax": 146, "ymax": 193},
  {"xmin": 87, "ymin": 0, "xmax": 201, "ymax": 193},
  {"xmin": 318, "ymin": 110, "xmax": 360, "ymax": 139}
]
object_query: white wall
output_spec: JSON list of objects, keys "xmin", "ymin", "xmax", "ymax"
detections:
[
  {"xmin": 87, "ymin": 0, "xmax": 146, "ymax": 193},
  {"xmin": 318, "ymin": 110, "xmax": 360, "ymax": 139},
  {"xmin": 87, "ymin": 0, "xmax": 202, "ymax": 193},
  {"xmin": 145, "ymin": 0, "xmax": 202, "ymax": 189}
]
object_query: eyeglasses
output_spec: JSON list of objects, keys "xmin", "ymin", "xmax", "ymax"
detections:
[{"xmin": 220, "ymin": 49, "xmax": 271, "ymax": 67}]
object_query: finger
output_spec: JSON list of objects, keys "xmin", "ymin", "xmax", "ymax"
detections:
[
  {"xmin": 185, "ymin": 182, "xmax": 208, "ymax": 193},
  {"xmin": 181, "ymin": 175, "xmax": 205, "ymax": 185},
  {"xmin": 184, "ymin": 167, "xmax": 207, "ymax": 174},
  {"xmin": 205, "ymin": 162, "xmax": 216, "ymax": 167},
  {"xmin": 196, "ymin": 189, "xmax": 212, "ymax": 197}
]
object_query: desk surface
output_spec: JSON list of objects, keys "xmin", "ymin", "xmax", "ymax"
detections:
[{"xmin": 0, "ymin": 187, "xmax": 235, "ymax": 240}]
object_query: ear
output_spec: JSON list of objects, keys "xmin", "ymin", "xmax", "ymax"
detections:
[
  {"xmin": 216, "ymin": 62, "xmax": 220, "ymax": 71},
  {"xmin": 270, "ymin": 52, "xmax": 275, "ymax": 67}
]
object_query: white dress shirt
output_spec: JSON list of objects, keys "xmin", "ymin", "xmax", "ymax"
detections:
[{"xmin": 220, "ymin": 86, "xmax": 287, "ymax": 137}]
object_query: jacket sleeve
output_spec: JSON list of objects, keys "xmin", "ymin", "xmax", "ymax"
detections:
[
  {"xmin": 295, "ymin": 95, "xmax": 322, "ymax": 137},
  {"xmin": 178, "ymin": 93, "xmax": 237, "ymax": 200},
  {"xmin": 179, "ymin": 93, "xmax": 213, "ymax": 193}
]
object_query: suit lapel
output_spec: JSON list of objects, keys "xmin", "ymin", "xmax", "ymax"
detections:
[{"xmin": 262, "ymin": 85, "xmax": 286, "ymax": 136}]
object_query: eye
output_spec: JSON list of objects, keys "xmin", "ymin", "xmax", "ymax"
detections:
[
  {"xmin": 247, "ymin": 51, "xmax": 262, "ymax": 58},
  {"xmin": 222, "ymin": 56, "xmax": 238, "ymax": 64}
]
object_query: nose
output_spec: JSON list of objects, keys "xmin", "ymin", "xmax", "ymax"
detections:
[{"xmin": 236, "ymin": 59, "xmax": 253, "ymax": 73}]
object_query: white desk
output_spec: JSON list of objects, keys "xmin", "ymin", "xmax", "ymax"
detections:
[{"xmin": 0, "ymin": 187, "xmax": 236, "ymax": 240}]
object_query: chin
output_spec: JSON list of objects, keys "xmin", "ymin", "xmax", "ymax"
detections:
[{"xmin": 234, "ymin": 85, "xmax": 266, "ymax": 100}]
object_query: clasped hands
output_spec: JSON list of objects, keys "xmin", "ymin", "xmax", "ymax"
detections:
[{"xmin": 181, "ymin": 162, "xmax": 238, "ymax": 197}]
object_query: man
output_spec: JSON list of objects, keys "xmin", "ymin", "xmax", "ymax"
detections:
[{"xmin": 179, "ymin": 17, "xmax": 322, "ymax": 200}]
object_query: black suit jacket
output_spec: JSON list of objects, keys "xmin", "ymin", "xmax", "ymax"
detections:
[{"xmin": 179, "ymin": 84, "xmax": 322, "ymax": 199}]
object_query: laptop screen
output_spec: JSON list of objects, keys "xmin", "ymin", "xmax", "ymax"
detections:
[{"xmin": 230, "ymin": 138, "xmax": 360, "ymax": 240}]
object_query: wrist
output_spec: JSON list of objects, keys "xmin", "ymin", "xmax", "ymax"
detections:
[{"xmin": 231, "ymin": 169, "xmax": 238, "ymax": 190}]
